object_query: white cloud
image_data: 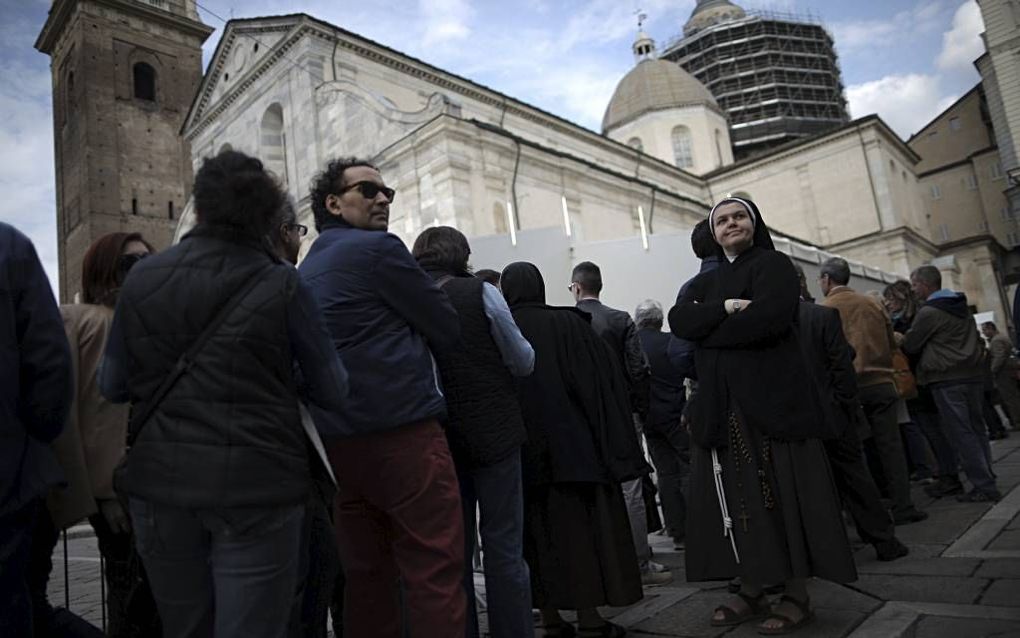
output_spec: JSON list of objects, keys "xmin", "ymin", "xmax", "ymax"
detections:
[
  {"xmin": 419, "ymin": 0, "xmax": 473, "ymax": 48},
  {"xmin": 846, "ymin": 73, "xmax": 958, "ymax": 139},
  {"xmin": 831, "ymin": 1, "xmax": 947, "ymax": 53},
  {"xmin": 936, "ymin": 0, "xmax": 984, "ymax": 71}
]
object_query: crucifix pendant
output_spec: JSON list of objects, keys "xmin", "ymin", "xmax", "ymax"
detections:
[{"xmin": 739, "ymin": 511, "xmax": 750, "ymax": 532}]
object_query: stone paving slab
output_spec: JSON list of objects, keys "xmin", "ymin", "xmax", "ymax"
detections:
[
  {"xmin": 906, "ymin": 614, "xmax": 1020, "ymax": 638},
  {"xmin": 851, "ymin": 574, "xmax": 989, "ymax": 605},
  {"xmin": 978, "ymin": 578, "xmax": 1020, "ymax": 607},
  {"xmin": 848, "ymin": 601, "xmax": 1020, "ymax": 638},
  {"xmin": 989, "ymin": 529, "xmax": 1020, "ymax": 551},
  {"xmin": 726, "ymin": 608, "xmax": 866, "ymax": 638},
  {"xmin": 852, "ymin": 551, "xmax": 980, "ymax": 577}
]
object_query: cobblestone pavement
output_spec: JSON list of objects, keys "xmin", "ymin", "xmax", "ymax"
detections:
[{"xmin": 49, "ymin": 437, "xmax": 1020, "ymax": 637}]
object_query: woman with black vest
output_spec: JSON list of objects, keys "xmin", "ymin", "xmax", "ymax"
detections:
[
  {"xmin": 99, "ymin": 150, "xmax": 350, "ymax": 638},
  {"xmin": 412, "ymin": 226, "xmax": 535, "ymax": 638}
]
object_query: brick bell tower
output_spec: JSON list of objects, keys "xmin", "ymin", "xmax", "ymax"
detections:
[{"xmin": 36, "ymin": 0, "xmax": 214, "ymax": 302}]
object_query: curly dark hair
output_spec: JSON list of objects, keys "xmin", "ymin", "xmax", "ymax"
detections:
[
  {"xmin": 309, "ymin": 157, "xmax": 377, "ymax": 231},
  {"xmin": 412, "ymin": 226, "xmax": 471, "ymax": 275},
  {"xmin": 192, "ymin": 150, "xmax": 284, "ymax": 240}
]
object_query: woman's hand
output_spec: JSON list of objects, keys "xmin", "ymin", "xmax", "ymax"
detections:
[
  {"xmin": 98, "ymin": 499, "xmax": 131, "ymax": 534},
  {"xmin": 724, "ymin": 299, "xmax": 753, "ymax": 314}
]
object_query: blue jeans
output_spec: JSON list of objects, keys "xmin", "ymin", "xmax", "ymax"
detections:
[
  {"xmin": 129, "ymin": 498, "xmax": 304, "ymax": 638},
  {"xmin": 457, "ymin": 453, "xmax": 532, "ymax": 638},
  {"xmin": 931, "ymin": 382, "xmax": 998, "ymax": 494}
]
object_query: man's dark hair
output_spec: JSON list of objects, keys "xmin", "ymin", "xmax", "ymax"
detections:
[
  {"xmin": 983, "ymin": 321, "xmax": 998, "ymax": 331},
  {"xmin": 269, "ymin": 195, "xmax": 298, "ymax": 256},
  {"xmin": 309, "ymin": 157, "xmax": 378, "ymax": 232},
  {"xmin": 411, "ymin": 226, "xmax": 471, "ymax": 274},
  {"xmin": 911, "ymin": 265, "xmax": 942, "ymax": 290},
  {"xmin": 81, "ymin": 232, "xmax": 155, "ymax": 307},
  {"xmin": 791, "ymin": 262, "xmax": 814, "ymax": 302},
  {"xmin": 571, "ymin": 261, "xmax": 603, "ymax": 294},
  {"xmin": 475, "ymin": 269, "xmax": 500, "ymax": 286},
  {"xmin": 820, "ymin": 257, "xmax": 851, "ymax": 286},
  {"xmin": 193, "ymin": 150, "xmax": 284, "ymax": 240},
  {"xmin": 691, "ymin": 219, "xmax": 715, "ymax": 259}
]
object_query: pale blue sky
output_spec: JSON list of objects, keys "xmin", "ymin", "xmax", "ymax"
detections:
[{"xmin": 0, "ymin": 0, "xmax": 987, "ymax": 291}]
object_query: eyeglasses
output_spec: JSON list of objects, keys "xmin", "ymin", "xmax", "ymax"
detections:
[
  {"xmin": 567, "ymin": 282, "xmax": 576, "ymax": 292},
  {"xmin": 339, "ymin": 181, "xmax": 396, "ymax": 203},
  {"xmin": 285, "ymin": 223, "xmax": 308, "ymax": 237}
]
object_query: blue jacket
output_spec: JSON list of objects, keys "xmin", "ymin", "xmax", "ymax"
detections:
[
  {"xmin": 299, "ymin": 222, "xmax": 460, "ymax": 438},
  {"xmin": 0, "ymin": 223, "xmax": 71, "ymax": 515}
]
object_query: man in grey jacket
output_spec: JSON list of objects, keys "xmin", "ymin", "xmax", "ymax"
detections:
[
  {"xmin": 902, "ymin": 266, "xmax": 1001, "ymax": 502},
  {"xmin": 982, "ymin": 321, "xmax": 1020, "ymax": 429}
]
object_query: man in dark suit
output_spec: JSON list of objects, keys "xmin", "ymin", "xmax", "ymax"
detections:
[
  {"xmin": 794, "ymin": 265, "xmax": 908, "ymax": 561},
  {"xmin": 571, "ymin": 261, "xmax": 670, "ymax": 585},
  {"xmin": 634, "ymin": 299, "xmax": 689, "ymax": 551}
]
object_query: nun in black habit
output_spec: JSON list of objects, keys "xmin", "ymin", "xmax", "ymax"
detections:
[
  {"xmin": 500, "ymin": 262, "xmax": 646, "ymax": 638},
  {"xmin": 669, "ymin": 198, "xmax": 856, "ymax": 635}
]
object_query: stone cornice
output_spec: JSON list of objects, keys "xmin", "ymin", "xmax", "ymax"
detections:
[
  {"xmin": 36, "ymin": 0, "xmax": 213, "ymax": 54},
  {"xmin": 825, "ymin": 225, "xmax": 939, "ymax": 255},
  {"xmin": 183, "ymin": 21, "xmax": 302, "ymax": 139},
  {"xmin": 184, "ymin": 14, "xmax": 706, "ymax": 191}
]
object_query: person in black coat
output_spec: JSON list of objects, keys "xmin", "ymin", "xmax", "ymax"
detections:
[
  {"xmin": 100, "ymin": 151, "xmax": 350, "ymax": 638},
  {"xmin": 669, "ymin": 197, "xmax": 856, "ymax": 634},
  {"xmin": 792, "ymin": 266, "xmax": 908, "ymax": 563},
  {"xmin": 634, "ymin": 299, "xmax": 689, "ymax": 550},
  {"xmin": 501, "ymin": 261, "xmax": 645, "ymax": 638},
  {"xmin": 0, "ymin": 222, "xmax": 72, "ymax": 637}
]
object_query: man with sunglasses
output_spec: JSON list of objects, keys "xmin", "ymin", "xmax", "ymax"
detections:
[
  {"xmin": 300, "ymin": 158, "xmax": 465, "ymax": 637},
  {"xmin": 270, "ymin": 195, "xmax": 308, "ymax": 265}
]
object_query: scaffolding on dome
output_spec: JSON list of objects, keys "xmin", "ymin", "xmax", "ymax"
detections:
[{"xmin": 661, "ymin": 8, "xmax": 849, "ymax": 160}]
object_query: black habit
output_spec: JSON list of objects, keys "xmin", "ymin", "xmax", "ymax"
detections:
[
  {"xmin": 500, "ymin": 262, "xmax": 644, "ymax": 610},
  {"xmin": 668, "ymin": 200, "xmax": 857, "ymax": 585}
]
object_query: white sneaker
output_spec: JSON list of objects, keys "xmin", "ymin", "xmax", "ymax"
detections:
[{"xmin": 640, "ymin": 561, "xmax": 673, "ymax": 586}]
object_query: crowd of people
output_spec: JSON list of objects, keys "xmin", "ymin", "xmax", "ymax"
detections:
[{"xmin": 1, "ymin": 148, "xmax": 1016, "ymax": 638}]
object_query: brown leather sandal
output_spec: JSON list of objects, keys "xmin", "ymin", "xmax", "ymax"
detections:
[
  {"xmin": 710, "ymin": 591, "xmax": 770, "ymax": 627},
  {"xmin": 757, "ymin": 595, "xmax": 815, "ymax": 635}
]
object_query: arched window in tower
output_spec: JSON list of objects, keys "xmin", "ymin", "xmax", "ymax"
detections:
[
  {"xmin": 671, "ymin": 125, "xmax": 694, "ymax": 169},
  {"xmin": 627, "ymin": 137, "xmax": 644, "ymax": 152},
  {"xmin": 133, "ymin": 62, "xmax": 156, "ymax": 101},
  {"xmin": 714, "ymin": 129, "xmax": 724, "ymax": 168},
  {"xmin": 260, "ymin": 103, "xmax": 288, "ymax": 185}
]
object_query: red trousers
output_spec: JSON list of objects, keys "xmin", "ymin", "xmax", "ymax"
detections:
[{"xmin": 326, "ymin": 420, "xmax": 466, "ymax": 638}]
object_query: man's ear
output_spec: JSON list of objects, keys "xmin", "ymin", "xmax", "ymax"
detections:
[{"xmin": 325, "ymin": 194, "xmax": 341, "ymax": 215}]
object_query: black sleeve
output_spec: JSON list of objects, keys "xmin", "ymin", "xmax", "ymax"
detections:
[
  {"xmin": 823, "ymin": 309, "xmax": 859, "ymax": 406},
  {"xmin": 700, "ymin": 252, "xmax": 799, "ymax": 349},
  {"xmin": 13, "ymin": 233, "xmax": 72, "ymax": 443},
  {"xmin": 668, "ymin": 273, "xmax": 728, "ymax": 341}
]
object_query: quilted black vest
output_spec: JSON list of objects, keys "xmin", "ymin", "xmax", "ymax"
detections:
[{"xmin": 434, "ymin": 276, "xmax": 526, "ymax": 468}]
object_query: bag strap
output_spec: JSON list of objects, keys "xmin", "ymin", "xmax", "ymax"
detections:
[{"xmin": 126, "ymin": 266, "xmax": 270, "ymax": 446}]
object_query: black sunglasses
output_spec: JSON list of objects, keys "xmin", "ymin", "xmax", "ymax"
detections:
[
  {"xmin": 118, "ymin": 253, "xmax": 148, "ymax": 273},
  {"xmin": 339, "ymin": 181, "xmax": 396, "ymax": 203},
  {"xmin": 284, "ymin": 223, "xmax": 308, "ymax": 237}
]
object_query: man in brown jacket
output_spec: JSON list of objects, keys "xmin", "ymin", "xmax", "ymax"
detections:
[
  {"xmin": 820, "ymin": 258, "xmax": 928, "ymax": 525},
  {"xmin": 981, "ymin": 321, "xmax": 1020, "ymax": 429}
]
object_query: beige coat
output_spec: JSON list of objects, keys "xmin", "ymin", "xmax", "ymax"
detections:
[
  {"xmin": 821, "ymin": 287, "xmax": 897, "ymax": 388},
  {"xmin": 47, "ymin": 304, "xmax": 129, "ymax": 529}
]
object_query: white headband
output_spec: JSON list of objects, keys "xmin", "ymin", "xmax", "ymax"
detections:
[{"xmin": 709, "ymin": 197, "xmax": 757, "ymax": 240}]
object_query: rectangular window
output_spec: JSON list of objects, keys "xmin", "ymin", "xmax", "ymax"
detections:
[
  {"xmin": 168, "ymin": 201, "xmax": 174, "ymax": 220},
  {"xmin": 979, "ymin": 220, "xmax": 989, "ymax": 232},
  {"xmin": 131, "ymin": 198, "xmax": 138, "ymax": 215},
  {"xmin": 1002, "ymin": 206, "xmax": 1012, "ymax": 221},
  {"xmin": 938, "ymin": 224, "xmax": 950, "ymax": 241},
  {"xmin": 931, "ymin": 184, "xmax": 942, "ymax": 200},
  {"xmin": 966, "ymin": 174, "xmax": 978, "ymax": 190},
  {"xmin": 1009, "ymin": 232, "xmax": 1020, "ymax": 247},
  {"xmin": 991, "ymin": 161, "xmax": 1004, "ymax": 180},
  {"xmin": 949, "ymin": 116, "xmax": 961, "ymax": 131}
]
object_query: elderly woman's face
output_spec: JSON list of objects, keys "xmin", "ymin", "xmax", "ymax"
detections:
[{"xmin": 713, "ymin": 202, "xmax": 755, "ymax": 253}]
